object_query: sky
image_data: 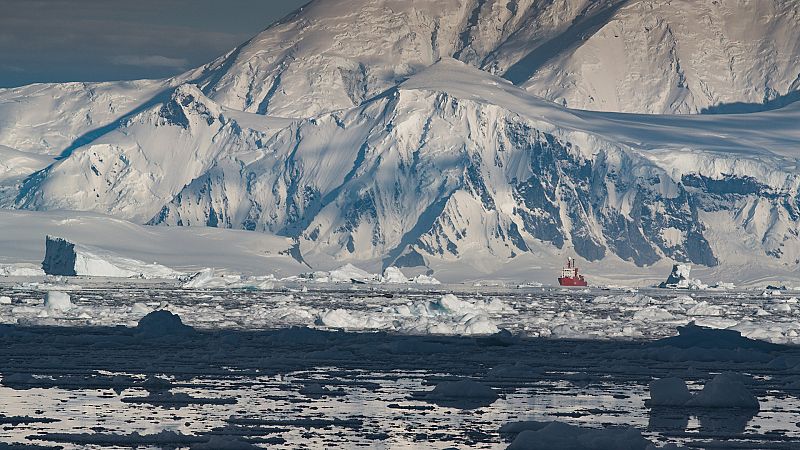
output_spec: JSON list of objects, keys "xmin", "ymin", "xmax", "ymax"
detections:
[{"xmin": 0, "ymin": 0, "xmax": 310, "ymax": 88}]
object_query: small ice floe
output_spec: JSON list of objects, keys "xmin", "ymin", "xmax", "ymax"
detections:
[
  {"xmin": 0, "ymin": 295, "xmax": 12, "ymax": 304},
  {"xmin": 501, "ymin": 421, "xmax": 655, "ymax": 450},
  {"xmin": 629, "ymin": 322, "xmax": 784, "ymax": 363},
  {"xmin": 633, "ymin": 306, "xmax": 675, "ymax": 321},
  {"xmin": 44, "ymin": 291, "xmax": 72, "ymax": 312},
  {"xmin": 685, "ymin": 301, "xmax": 723, "ymax": 316},
  {"xmin": 645, "ymin": 377, "xmax": 693, "ymax": 407},
  {"xmin": 417, "ymin": 379, "xmax": 498, "ymax": 409},
  {"xmin": 647, "ymin": 373, "xmax": 759, "ymax": 410},
  {"xmin": 135, "ymin": 310, "xmax": 195, "ymax": 338},
  {"xmin": 685, "ymin": 372, "xmax": 759, "ymax": 409}
]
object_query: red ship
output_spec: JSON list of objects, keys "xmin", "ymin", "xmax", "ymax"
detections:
[{"xmin": 558, "ymin": 257, "xmax": 588, "ymax": 287}]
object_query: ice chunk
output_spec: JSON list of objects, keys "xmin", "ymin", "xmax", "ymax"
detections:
[
  {"xmin": 315, "ymin": 309, "xmax": 378, "ymax": 330},
  {"xmin": 182, "ymin": 268, "xmax": 216, "ymax": 288},
  {"xmin": 135, "ymin": 310, "xmax": 195, "ymax": 337},
  {"xmin": 0, "ymin": 296, "xmax": 11, "ymax": 304},
  {"xmin": 411, "ymin": 274, "xmax": 441, "ymax": 284},
  {"xmin": 131, "ymin": 302, "xmax": 153, "ymax": 316},
  {"xmin": 686, "ymin": 301, "xmax": 723, "ymax": 316},
  {"xmin": 633, "ymin": 306, "xmax": 675, "ymax": 321},
  {"xmin": 44, "ymin": 291, "xmax": 72, "ymax": 311},
  {"xmin": 381, "ymin": 266, "xmax": 409, "ymax": 283},
  {"xmin": 646, "ymin": 377, "xmax": 692, "ymax": 407},
  {"xmin": 659, "ymin": 264, "xmax": 706, "ymax": 289},
  {"xmin": 654, "ymin": 323, "xmax": 781, "ymax": 351},
  {"xmin": 659, "ymin": 264, "xmax": 691, "ymax": 288},
  {"xmin": 686, "ymin": 372, "xmax": 759, "ymax": 409},
  {"xmin": 327, "ymin": 263, "xmax": 377, "ymax": 283}
]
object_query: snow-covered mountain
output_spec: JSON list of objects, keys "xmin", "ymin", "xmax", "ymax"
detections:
[
  {"xmin": 1, "ymin": 0, "xmax": 799, "ymax": 282},
  {"xmin": 187, "ymin": 0, "xmax": 800, "ymax": 116}
]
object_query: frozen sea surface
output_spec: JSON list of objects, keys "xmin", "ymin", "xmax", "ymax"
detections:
[{"xmin": 1, "ymin": 282, "xmax": 800, "ymax": 449}]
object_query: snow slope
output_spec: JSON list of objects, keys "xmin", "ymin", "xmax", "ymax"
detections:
[
  {"xmin": 191, "ymin": 0, "xmax": 800, "ymax": 116},
  {"xmin": 523, "ymin": 0, "xmax": 800, "ymax": 114},
  {"xmin": 0, "ymin": 210, "xmax": 305, "ymax": 277}
]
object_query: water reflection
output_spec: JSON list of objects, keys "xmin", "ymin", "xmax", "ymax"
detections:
[{"xmin": 648, "ymin": 407, "xmax": 757, "ymax": 435}]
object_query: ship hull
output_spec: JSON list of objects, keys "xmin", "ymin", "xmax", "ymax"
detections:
[{"xmin": 558, "ymin": 277, "xmax": 588, "ymax": 287}]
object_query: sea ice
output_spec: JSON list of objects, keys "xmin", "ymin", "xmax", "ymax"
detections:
[
  {"xmin": 646, "ymin": 377, "xmax": 692, "ymax": 407},
  {"xmin": 685, "ymin": 372, "xmax": 760, "ymax": 409},
  {"xmin": 659, "ymin": 264, "xmax": 706, "ymax": 290},
  {"xmin": 0, "ymin": 264, "xmax": 45, "ymax": 277},
  {"xmin": 503, "ymin": 421, "xmax": 653, "ymax": 450},
  {"xmin": 182, "ymin": 268, "xmax": 276, "ymax": 289},
  {"xmin": 135, "ymin": 310, "xmax": 195, "ymax": 338},
  {"xmin": 44, "ymin": 291, "xmax": 72, "ymax": 312}
]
